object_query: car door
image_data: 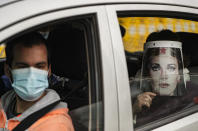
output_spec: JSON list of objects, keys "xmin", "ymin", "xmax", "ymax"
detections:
[
  {"xmin": 106, "ymin": 2, "xmax": 198, "ymax": 131},
  {"xmin": 0, "ymin": 3, "xmax": 120, "ymax": 131}
]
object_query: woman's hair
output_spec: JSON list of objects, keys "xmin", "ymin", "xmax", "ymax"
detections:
[{"xmin": 146, "ymin": 29, "xmax": 180, "ymax": 42}]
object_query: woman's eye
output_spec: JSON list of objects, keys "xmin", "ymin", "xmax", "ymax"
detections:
[
  {"xmin": 168, "ymin": 64, "xmax": 176, "ymax": 71},
  {"xmin": 151, "ymin": 64, "xmax": 160, "ymax": 71}
]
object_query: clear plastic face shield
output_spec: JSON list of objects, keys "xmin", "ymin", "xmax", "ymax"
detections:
[{"xmin": 140, "ymin": 41, "xmax": 186, "ymax": 96}]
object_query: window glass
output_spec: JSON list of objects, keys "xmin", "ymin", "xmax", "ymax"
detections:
[
  {"xmin": 0, "ymin": 15, "xmax": 103, "ymax": 131},
  {"xmin": 118, "ymin": 16, "xmax": 198, "ymax": 129}
]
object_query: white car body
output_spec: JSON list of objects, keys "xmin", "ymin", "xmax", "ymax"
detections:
[{"xmin": 1, "ymin": 0, "xmax": 198, "ymax": 131}]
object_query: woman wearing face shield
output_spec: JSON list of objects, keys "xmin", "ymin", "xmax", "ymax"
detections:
[{"xmin": 132, "ymin": 30, "xmax": 197, "ymax": 127}]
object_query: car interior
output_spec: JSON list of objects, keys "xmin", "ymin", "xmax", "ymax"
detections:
[
  {"xmin": 125, "ymin": 30, "xmax": 198, "ymax": 128},
  {"xmin": 0, "ymin": 20, "xmax": 92, "ymax": 131},
  {"xmin": 46, "ymin": 22, "xmax": 89, "ymax": 110}
]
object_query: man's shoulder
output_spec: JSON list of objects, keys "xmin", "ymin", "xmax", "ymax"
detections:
[
  {"xmin": 29, "ymin": 103, "xmax": 74, "ymax": 131},
  {"xmin": 31, "ymin": 89, "xmax": 68, "ymax": 111},
  {"xmin": 1, "ymin": 90, "xmax": 15, "ymax": 104},
  {"xmin": 0, "ymin": 89, "xmax": 15, "ymax": 113}
]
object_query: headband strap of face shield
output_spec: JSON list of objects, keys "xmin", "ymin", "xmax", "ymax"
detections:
[{"xmin": 144, "ymin": 41, "xmax": 182, "ymax": 49}]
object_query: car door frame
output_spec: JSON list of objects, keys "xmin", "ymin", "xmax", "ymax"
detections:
[
  {"xmin": 106, "ymin": 3, "xmax": 198, "ymax": 131},
  {"xmin": 0, "ymin": 5, "xmax": 120, "ymax": 131}
]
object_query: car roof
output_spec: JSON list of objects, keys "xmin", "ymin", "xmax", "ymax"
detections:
[
  {"xmin": 1, "ymin": 0, "xmax": 198, "ymax": 8},
  {"xmin": 0, "ymin": 0, "xmax": 198, "ymax": 31}
]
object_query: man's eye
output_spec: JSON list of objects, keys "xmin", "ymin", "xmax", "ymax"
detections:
[
  {"xmin": 36, "ymin": 65, "xmax": 45, "ymax": 69},
  {"xmin": 38, "ymin": 66, "xmax": 44, "ymax": 69},
  {"xmin": 151, "ymin": 64, "xmax": 160, "ymax": 71},
  {"xmin": 168, "ymin": 64, "xmax": 176, "ymax": 71}
]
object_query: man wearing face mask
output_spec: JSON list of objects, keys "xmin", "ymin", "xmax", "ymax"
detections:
[{"xmin": 0, "ymin": 32, "xmax": 74, "ymax": 131}]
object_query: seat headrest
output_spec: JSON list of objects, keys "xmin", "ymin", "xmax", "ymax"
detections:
[
  {"xmin": 47, "ymin": 24, "xmax": 87, "ymax": 80},
  {"xmin": 177, "ymin": 32, "xmax": 198, "ymax": 67}
]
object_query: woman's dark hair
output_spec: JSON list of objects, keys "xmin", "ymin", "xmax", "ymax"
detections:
[
  {"xmin": 5, "ymin": 32, "xmax": 51, "ymax": 67},
  {"xmin": 146, "ymin": 29, "xmax": 180, "ymax": 42}
]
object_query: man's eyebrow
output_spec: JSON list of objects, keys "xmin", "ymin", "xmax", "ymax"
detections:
[
  {"xmin": 14, "ymin": 62, "xmax": 29, "ymax": 66},
  {"xmin": 35, "ymin": 62, "xmax": 48, "ymax": 65}
]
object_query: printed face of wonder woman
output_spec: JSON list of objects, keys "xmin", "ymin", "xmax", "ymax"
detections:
[{"xmin": 149, "ymin": 48, "xmax": 180, "ymax": 96}]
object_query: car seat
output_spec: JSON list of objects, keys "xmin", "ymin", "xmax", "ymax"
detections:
[
  {"xmin": 47, "ymin": 23, "xmax": 88, "ymax": 110},
  {"xmin": 177, "ymin": 32, "xmax": 198, "ymax": 85}
]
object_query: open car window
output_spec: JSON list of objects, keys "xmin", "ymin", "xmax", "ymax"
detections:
[
  {"xmin": 0, "ymin": 14, "xmax": 103, "ymax": 131},
  {"xmin": 117, "ymin": 15, "xmax": 198, "ymax": 130}
]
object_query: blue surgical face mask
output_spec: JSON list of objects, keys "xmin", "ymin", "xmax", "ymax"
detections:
[{"xmin": 11, "ymin": 67, "xmax": 49, "ymax": 101}]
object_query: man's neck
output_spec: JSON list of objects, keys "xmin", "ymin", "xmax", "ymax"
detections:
[{"xmin": 15, "ymin": 92, "xmax": 46, "ymax": 114}]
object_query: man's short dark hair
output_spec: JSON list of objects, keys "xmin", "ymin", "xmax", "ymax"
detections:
[{"xmin": 6, "ymin": 32, "xmax": 51, "ymax": 67}]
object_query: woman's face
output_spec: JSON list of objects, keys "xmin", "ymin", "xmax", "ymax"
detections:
[{"xmin": 149, "ymin": 55, "xmax": 180, "ymax": 96}]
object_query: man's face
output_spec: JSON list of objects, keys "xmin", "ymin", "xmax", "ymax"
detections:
[
  {"xmin": 149, "ymin": 55, "xmax": 179, "ymax": 96},
  {"xmin": 4, "ymin": 43, "xmax": 51, "ymax": 102},
  {"xmin": 11, "ymin": 43, "xmax": 50, "ymax": 71}
]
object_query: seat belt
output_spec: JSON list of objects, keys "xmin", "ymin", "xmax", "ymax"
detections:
[{"xmin": 12, "ymin": 100, "xmax": 60, "ymax": 131}]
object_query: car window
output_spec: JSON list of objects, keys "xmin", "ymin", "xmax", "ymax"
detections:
[
  {"xmin": 0, "ymin": 14, "xmax": 103, "ymax": 131},
  {"xmin": 118, "ymin": 15, "xmax": 198, "ymax": 130}
]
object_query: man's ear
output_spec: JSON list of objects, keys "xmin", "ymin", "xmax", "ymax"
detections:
[
  {"xmin": 48, "ymin": 64, "xmax": 51, "ymax": 77},
  {"xmin": 4, "ymin": 63, "xmax": 11, "ymax": 79}
]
